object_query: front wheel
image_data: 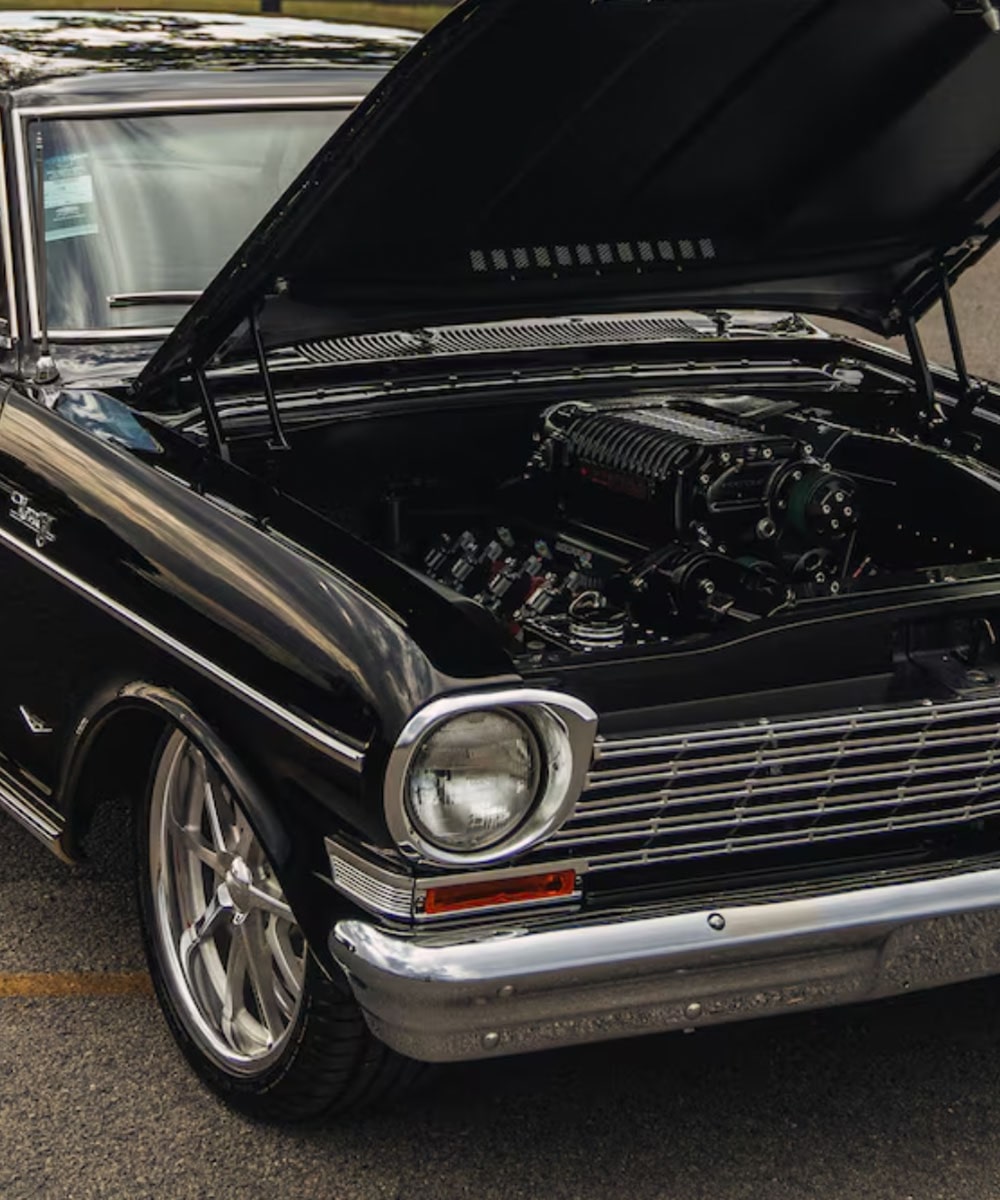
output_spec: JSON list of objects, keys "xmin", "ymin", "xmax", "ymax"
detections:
[{"xmin": 136, "ymin": 727, "xmax": 420, "ymax": 1122}]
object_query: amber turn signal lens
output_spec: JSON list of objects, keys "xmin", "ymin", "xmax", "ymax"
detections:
[{"xmin": 423, "ymin": 869, "xmax": 578, "ymax": 916}]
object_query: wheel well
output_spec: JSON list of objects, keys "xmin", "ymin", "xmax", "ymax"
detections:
[{"xmin": 65, "ymin": 705, "xmax": 172, "ymax": 866}]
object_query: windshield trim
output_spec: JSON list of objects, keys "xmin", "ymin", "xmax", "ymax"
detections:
[
  {"xmin": 0, "ymin": 119, "xmax": 19, "ymax": 346},
  {"xmin": 13, "ymin": 96, "xmax": 361, "ymax": 342}
]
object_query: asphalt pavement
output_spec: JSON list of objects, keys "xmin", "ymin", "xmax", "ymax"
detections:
[{"xmin": 4, "ymin": 250, "xmax": 1000, "ymax": 1200}]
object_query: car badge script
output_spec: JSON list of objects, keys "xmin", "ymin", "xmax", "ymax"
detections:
[{"xmin": 10, "ymin": 491, "xmax": 56, "ymax": 548}]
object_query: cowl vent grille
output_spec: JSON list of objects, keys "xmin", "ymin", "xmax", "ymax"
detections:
[
  {"xmin": 291, "ymin": 311, "xmax": 814, "ymax": 367},
  {"xmin": 549, "ymin": 696, "xmax": 1000, "ymax": 872}
]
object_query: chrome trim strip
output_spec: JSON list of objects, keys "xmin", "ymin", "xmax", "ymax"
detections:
[
  {"xmin": 0, "ymin": 768, "xmax": 63, "ymax": 846},
  {"xmin": 14, "ymin": 107, "xmax": 39, "ymax": 343},
  {"xmin": 331, "ymin": 864, "xmax": 1000, "ymax": 1062},
  {"xmin": 0, "ymin": 120, "xmax": 18, "ymax": 344},
  {"xmin": 50, "ymin": 328, "xmax": 174, "ymax": 343},
  {"xmin": 13, "ymin": 97, "xmax": 360, "ymax": 341},
  {"xmin": 383, "ymin": 689, "xmax": 598, "ymax": 868},
  {"xmin": 15, "ymin": 97, "xmax": 365, "ymax": 119},
  {"xmin": 0, "ymin": 524, "xmax": 365, "ymax": 771}
]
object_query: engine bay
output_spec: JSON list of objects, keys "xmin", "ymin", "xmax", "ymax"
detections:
[{"xmin": 396, "ymin": 392, "xmax": 1000, "ymax": 656}]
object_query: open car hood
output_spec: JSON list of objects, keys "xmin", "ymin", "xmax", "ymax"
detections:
[{"xmin": 138, "ymin": 0, "xmax": 1000, "ymax": 390}]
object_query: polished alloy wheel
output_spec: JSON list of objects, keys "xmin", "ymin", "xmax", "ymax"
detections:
[{"xmin": 148, "ymin": 729, "xmax": 306, "ymax": 1075}]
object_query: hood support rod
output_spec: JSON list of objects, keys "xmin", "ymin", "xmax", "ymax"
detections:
[
  {"xmin": 902, "ymin": 314, "xmax": 936, "ymax": 427},
  {"xmin": 195, "ymin": 368, "xmax": 230, "ymax": 463},
  {"xmin": 248, "ymin": 307, "xmax": 289, "ymax": 453},
  {"xmin": 938, "ymin": 263, "xmax": 984, "ymax": 427}
]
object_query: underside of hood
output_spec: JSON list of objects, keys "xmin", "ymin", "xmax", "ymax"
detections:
[{"xmin": 139, "ymin": 0, "xmax": 1000, "ymax": 390}]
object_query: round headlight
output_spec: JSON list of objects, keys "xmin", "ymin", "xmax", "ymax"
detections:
[{"xmin": 406, "ymin": 710, "xmax": 541, "ymax": 852}]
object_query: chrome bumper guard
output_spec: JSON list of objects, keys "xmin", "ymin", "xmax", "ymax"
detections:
[{"xmin": 329, "ymin": 867, "xmax": 1000, "ymax": 1063}]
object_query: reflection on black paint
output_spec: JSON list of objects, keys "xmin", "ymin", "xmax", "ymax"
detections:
[
  {"xmin": 0, "ymin": 11, "xmax": 415, "ymax": 87},
  {"xmin": 55, "ymin": 389, "xmax": 162, "ymax": 454}
]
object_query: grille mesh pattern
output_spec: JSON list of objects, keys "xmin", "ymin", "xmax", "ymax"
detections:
[{"xmin": 550, "ymin": 697, "xmax": 1000, "ymax": 872}]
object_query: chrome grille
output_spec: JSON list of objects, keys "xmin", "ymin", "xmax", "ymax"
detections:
[{"xmin": 551, "ymin": 697, "xmax": 1000, "ymax": 872}]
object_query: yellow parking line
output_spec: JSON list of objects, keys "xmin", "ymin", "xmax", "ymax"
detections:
[{"xmin": 0, "ymin": 971, "xmax": 153, "ymax": 998}]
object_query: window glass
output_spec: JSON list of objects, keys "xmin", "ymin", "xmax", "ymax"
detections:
[{"xmin": 36, "ymin": 107, "xmax": 345, "ymax": 331}]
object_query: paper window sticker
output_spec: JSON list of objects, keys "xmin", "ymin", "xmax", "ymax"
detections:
[{"xmin": 43, "ymin": 152, "xmax": 98, "ymax": 242}]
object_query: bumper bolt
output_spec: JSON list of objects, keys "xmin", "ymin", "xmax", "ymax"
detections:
[
  {"xmin": 708, "ymin": 913, "xmax": 726, "ymax": 931},
  {"xmin": 483, "ymin": 1032, "xmax": 501, "ymax": 1050},
  {"xmin": 497, "ymin": 985, "xmax": 515, "ymax": 1000},
  {"xmin": 685, "ymin": 1002, "xmax": 703, "ymax": 1021}
]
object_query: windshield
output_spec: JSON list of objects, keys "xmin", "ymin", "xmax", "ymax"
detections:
[{"xmin": 32, "ymin": 106, "xmax": 348, "ymax": 333}]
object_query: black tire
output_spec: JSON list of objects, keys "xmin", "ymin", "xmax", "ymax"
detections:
[{"xmin": 135, "ymin": 726, "xmax": 422, "ymax": 1123}]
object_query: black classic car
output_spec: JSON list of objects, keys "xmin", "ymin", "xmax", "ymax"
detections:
[{"xmin": 5, "ymin": 0, "xmax": 1000, "ymax": 1123}]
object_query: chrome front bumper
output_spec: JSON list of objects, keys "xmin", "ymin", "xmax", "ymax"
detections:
[{"xmin": 329, "ymin": 867, "xmax": 1000, "ymax": 1063}]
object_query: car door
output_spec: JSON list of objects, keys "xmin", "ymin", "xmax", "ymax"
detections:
[
  {"xmin": 0, "ymin": 120, "xmax": 70, "ymax": 797},
  {"xmin": 0, "ymin": 391, "xmax": 120, "ymax": 794}
]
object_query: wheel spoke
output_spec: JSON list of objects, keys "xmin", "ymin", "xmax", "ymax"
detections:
[
  {"xmin": 245, "ymin": 883, "xmax": 294, "ymax": 922},
  {"xmin": 200, "ymin": 773, "xmax": 229, "ymax": 856},
  {"xmin": 171, "ymin": 816, "xmax": 223, "ymax": 875},
  {"xmin": 267, "ymin": 917, "xmax": 304, "ymax": 1000},
  {"xmin": 240, "ymin": 914, "xmax": 283, "ymax": 1044},
  {"xmin": 179, "ymin": 890, "xmax": 228, "ymax": 979},
  {"xmin": 221, "ymin": 930, "xmax": 249, "ymax": 1047},
  {"xmin": 274, "ymin": 983, "xmax": 297, "ymax": 1021},
  {"xmin": 232, "ymin": 803, "xmax": 255, "ymax": 858}
]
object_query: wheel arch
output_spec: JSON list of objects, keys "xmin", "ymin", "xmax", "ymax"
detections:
[{"xmin": 59, "ymin": 681, "xmax": 290, "ymax": 870}]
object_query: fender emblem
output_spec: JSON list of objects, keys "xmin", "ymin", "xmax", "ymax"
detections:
[{"xmin": 10, "ymin": 491, "xmax": 56, "ymax": 548}]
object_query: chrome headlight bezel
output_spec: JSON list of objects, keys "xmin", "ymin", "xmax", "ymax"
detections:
[{"xmin": 383, "ymin": 689, "xmax": 598, "ymax": 867}]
